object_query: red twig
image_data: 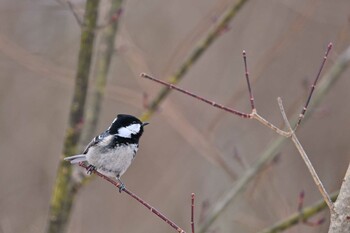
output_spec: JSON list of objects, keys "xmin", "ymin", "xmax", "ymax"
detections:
[
  {"xmin": 243, "ymin": 50, "xmax": 255, "ymax": 111},
  {"xmin": 140, "ymin": 73, "xmax": 251, "ymax": 119},
  {"xmin": 78, "ymin": 163, "xmax": 186, "ymax": 233},
  {"xmin": 191, "ymin": 193, "xmax": 195, "ymax": 233},
  {"xmin": 294, "ymin": 43, "xmax": 333, "ymax": 130}
]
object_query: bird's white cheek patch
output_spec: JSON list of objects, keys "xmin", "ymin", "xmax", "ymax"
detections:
[{"xmin": 117, "ymin": 124, "xmax": 141, "ymax": 138}]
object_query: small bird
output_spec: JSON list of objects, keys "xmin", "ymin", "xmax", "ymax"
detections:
[{"xmin": 64, "ymin": 114, "xmax": 148, "ymax": 192}]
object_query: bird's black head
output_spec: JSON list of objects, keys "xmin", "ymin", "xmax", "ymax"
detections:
[{"xmin": 108, "ymin": 114, "xmax": 148, "ymax": 140}]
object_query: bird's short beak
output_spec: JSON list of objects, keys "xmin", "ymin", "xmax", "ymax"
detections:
[{"xmin": 142, "ymin": 122, "xmax": 150, "ymax": 127}]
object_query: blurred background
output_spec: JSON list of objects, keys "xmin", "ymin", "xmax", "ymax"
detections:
[{"xmin": 0, "ymin": 0, "xmax": 350, "ymax": 232}]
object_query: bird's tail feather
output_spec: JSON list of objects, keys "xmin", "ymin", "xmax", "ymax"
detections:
[{"xmin": 64, "ymin": 154, "xmax": 87, "ymax": 164}]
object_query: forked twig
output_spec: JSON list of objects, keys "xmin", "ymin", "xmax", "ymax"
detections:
[
  {"xmin": 199, "ymin": 44, "xmax": 348, "ymax": 233},
  {"xmin": 141, "ymin": 44, "xmax": 339, "ymax": 233},
  {"xmin": 141, "ymin": 44, "xmax": 332, "ymax": 138},
  {"xmin": 78, "ymin": 163, "xmax": 186, "ymax": 233},
  {"xmin": 140, "ymin": 73, "xmax": 290, "ymax": 137},
  {"xmin": 277, "ymin": 97, "xmax": 335, "ymax": 213}
]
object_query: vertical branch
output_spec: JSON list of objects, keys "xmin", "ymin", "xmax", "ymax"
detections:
[
  {"xmin": 242, "ymin": 50, "xmax": 255, "ymax": 111},
  {"xmin": 191, "ymin": 193, "xmax": 195, "ymax": 233},
  {"xmin": 80, "ymin": 0, "xmax": 124, "ymax": 147},
  {"xmin": 46, "ymin": 1, "xmax": 100, "ymax": 233}
]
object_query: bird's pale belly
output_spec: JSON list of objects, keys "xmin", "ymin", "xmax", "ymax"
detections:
[{"xmin": 86, "ymin": 144, "xmax": 138, "ymax": 178}]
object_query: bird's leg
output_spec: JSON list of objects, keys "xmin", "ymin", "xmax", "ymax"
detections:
[
  {"xmin": 116, "ymin": 176, "xmax": 125, "ymax": 193},
  {"xmin": 86, "ymin": 165, "xmax": 96, "ymax": 175}
]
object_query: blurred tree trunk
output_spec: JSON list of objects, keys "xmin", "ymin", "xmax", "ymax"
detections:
[
  {"xmin": 46, "ymin": 1, "xmax": 100, "ymax": 233},
  {"xmin": 328, "ymin": 163, "xmax": 350, "ymax": 232},
  {"xmin": 80, "ymin": 0, "xmax": 123, "ymax": 147}
]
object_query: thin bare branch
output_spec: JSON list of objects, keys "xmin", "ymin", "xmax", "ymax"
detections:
[
  {"xmin": 141, "ymin": 73, "xmax": 291, "ymax": 137},
  {"xmin": 294, "ymin": 43, "xmax": 333, "ymax": 130},
  {"xmin": 197, "ymin": 44, "xmax": 349, "ymax": 233},
  {"xmin": 191, "ymin": 193, "xmax": 195, "ymax": 233},
  {"xmin": 141, "ymin": 73, "xmax": 251, "ymax": 118},
  {"xmin": 277, "ymin": 97, "xmax": 335, "ymax": 213},
  {"xmin": 78, "ymin": 163, "xmax": 186, "ymax": 233},
  {"xmin": 242, "ymin": 50, "xmax": 255, "ymax": 111},
  {"xmin": 251, "ymin": 112, "xmax": 291, "ymax": 137}
]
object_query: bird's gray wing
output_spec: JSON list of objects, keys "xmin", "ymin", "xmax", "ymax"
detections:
[{"xmin": 82, "ymin": 132, "xmax": 107, "ymax": 154}]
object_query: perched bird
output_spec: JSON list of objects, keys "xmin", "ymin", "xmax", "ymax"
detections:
[{"xmin": 64, "ymin": 114, "xmax": 148, "ymax": 191}]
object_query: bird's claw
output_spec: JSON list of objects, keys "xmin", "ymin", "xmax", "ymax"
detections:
[
  {"xmin": 116, "ymin": 178, "xmax": 125, "ymax": 193},
  {"xmin": 86, "ymin": 165, "xmax": 96, "ymax": 175},
  {"xmin": 118, "ymin": 182, "xmax": 125, "ymax": 193}
]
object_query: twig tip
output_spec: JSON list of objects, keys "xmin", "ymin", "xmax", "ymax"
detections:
[
  {"xmin": 140, "ymin": 72, "xmax": 147, "ymax": 78},
  {"xmin": 242, "ymin": 50, "xmax": 246, "ymax": 56},
  {"xmin": 328, "ymin": 42, "xmax": 333, "ymax": 49},
  {"xmin": 277, "ymin": 96, "xmax": 282, "ymax": 103}
]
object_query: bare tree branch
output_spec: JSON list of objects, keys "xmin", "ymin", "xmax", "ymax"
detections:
[
  {"xmin": 192, "ymin": 44, "xmax": 350, "ymax": 233},
  {"xmin": 78, "ymin": 163, "xmax": 186, "ymax": 233},
  {"xmin": 277, "ymin": 97, "xmax": 335, "ymax": 212}
]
